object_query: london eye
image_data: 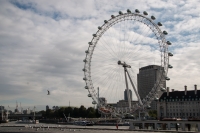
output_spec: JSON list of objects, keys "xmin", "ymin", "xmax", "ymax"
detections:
[{"xmin": 83, "ymin": 9, "xmax": 172, "ymax": 118}]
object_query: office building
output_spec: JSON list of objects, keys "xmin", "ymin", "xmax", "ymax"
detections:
[
  {"xmin": 157, "ymin": 85, "xmax": 200, "ymax": 119},
  {"xmin": 137, "ymin": 65, "xmax": 166, "ymax": 110}
]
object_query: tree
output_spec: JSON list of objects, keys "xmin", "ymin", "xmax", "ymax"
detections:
[
  {"xmin": 148, "ymin": 110, "xmax": 157, "ymax": 118},
  {"xmin": 57, "ymin": 107, "xmax": 65, "ymax": 118},
  {"xmin": 43, "ymin": 106, "xmax": 102, "ymax": 118},
  {"xmin": 64, "ymin": 107, "xmax": 73, "ymax": 118},
  {"xmin": 78, "ymin": 105, "xmax": 87, "ymax": 117},
  {"xmin": 73, "ymin": 107, "xmax": 79, "ymax": 118},
  {"xmin": 86, "ymin": 107, "xmax": 96, "ymax": 118},
  {"xmin": 95, "ymin": 108, "xmax": 101, "ymax": 118},
  {"xmin": 46, "ymin": 109, "xmax": 54, "ymax": 118},
  {"xmin": 38, "ymin": 110, "xmax": 46, "ymax": 118}
]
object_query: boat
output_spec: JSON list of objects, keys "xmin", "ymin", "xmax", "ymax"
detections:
[
  {"xmin": 16, "ymin": 119, "xmax": 39, "ymax": 124},
  {"xmin": 73, "ymin": 121, "xmax": 93, "ymax": 126},
  {"xmin": 16, "ymin": 119, "xmax": 34, "ymax": 124}
]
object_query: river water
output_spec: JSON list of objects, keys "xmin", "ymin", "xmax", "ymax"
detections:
[{"xmin": 0, "ymin": 121, "xmax": 177, "ymax": 133}]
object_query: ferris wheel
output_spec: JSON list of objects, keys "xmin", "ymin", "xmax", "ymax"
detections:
[{"xmin": 83, "ymin": 9, "xmax": 173, "ymax": 117}]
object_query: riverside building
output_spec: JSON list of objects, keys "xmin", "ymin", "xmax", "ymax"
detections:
[
  {"xmin": 157, "ymin": 85, "xmax": 200, "ymax": 119},
  {"xmin": 137, "ymin": 65, "xmax": 166, "ymax": 110}
]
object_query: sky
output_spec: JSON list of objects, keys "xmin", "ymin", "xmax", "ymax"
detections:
[{"xmin": 0, "ymin": 0, "xmax": 200, "ymax": 111}]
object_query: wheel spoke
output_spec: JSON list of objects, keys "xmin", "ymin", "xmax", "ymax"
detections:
[{"xmin": 83, "ymin": 10, "xmax": 170, "ymax": 118}]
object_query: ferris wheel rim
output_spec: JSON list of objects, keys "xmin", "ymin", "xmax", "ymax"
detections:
[{"xmin": 83, "ymin": 10, "xmax": 170, "ymax": 116}]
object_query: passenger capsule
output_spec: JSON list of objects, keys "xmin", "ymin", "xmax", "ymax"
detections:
[
  {"xmin": 98, "ymin": 26, "xmax": 102, "ymax": 30},
  {"xmin": 83, "ymin": 59, "xmax": 87, "ymax": 62},
  {"xmin": 143, "ymin": 11, "xmax": 148, "ymax": 15},
  {"xmin": 88, "ymin": 94, "xmax": 92, "ymax": 97},
  {"xmin": 165, "ymin": 77, "xmax": 170, "ymax": 80},
  {"xmin": 88, "ymin": 42, "xmax": 93, "ymax": 45},
  {"xmin": 151, "ymin": 16, "xmax": 156, "ymax": 20},
  {"xmin": 104, "ymin": 20, "xmax": 108, "ymax": 23},
  {"xmin": 168, "ymin": 64, "xmax": 173, "ymax": 68},
  {"xmin": 166, "ymin": 41, "xmax": 172, "ymax": 45},
  {"xmin": 135, "ymin": 9, "xmax": 140, "ymax": 13},
  {"xmin": 111, "ymin": 15, "xmax": 115, "ymax": 18},
  {"xmin": 168, "ymin": 52, "xmax": 173, "ymax": 56},
  {"xmin": 85, "ymin": 86, "xmax": 88, "ymax": 89},
  {"xmin": 82, "ymin": 68, "xmax": 87, "ymax": 72},
  {"xmin": 154, "ymin": 97, "xmax": 159, "ymax": 101},
  {"xmin": 85, "ymin": 50, "xmax": 89, "ymax": 54},
  {"xmin": 83, "ymin": 77, "xmax": 87, "ymax": 81},
  {"xmin": 127, "ymin": 9, "xmax": 131, "ymax": 13},
  {"xmin": 92, "ymin": 101, "xmax": 97, "ymax": 104},
  {"xmin": 161, "ymin": 88, "xmax": 166, "ymax": 91},
  {"xmin": 163, "ymin": 31, "xmax": 168, "ymax": 35},
  {"xmin": 157, "ymin": 22, "xmax": 162, "ymax": 26},
  {"xmin": 119, "ymin": 11, "xmax": 123, "ymax": 15},
  {"xmin": 93, "ymin": 34, "xmax": 97, "ymax": 37}
]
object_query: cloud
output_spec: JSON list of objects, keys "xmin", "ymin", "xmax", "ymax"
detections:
[{"xmin": 0, "ymin": 0, "xmax": 200, "ymax": 111}]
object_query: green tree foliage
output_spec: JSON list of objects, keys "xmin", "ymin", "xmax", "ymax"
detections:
[
  {"xmin": 64, "ymin": 107, "xmax": 73, "ymax": 118},
  {"xmin": 148, "ymin": 110, "xmax": 157, "ymax": 118},
  {"xmin": 46, "ymin": 109, "xmax": 54, "ymax": 118},
  {"xmin": 95, "ymin": 108, "xmax": 101, "ymax": 117},
  {"xmin": 87, "ymin": 107, "xmax": 96, "ymax": 118},
  {"xmin": 43, "ymin": 105, "xmax": 101, "ymax": 119},
  {"xmin": 38, "ymin": 110, "xmax": 46, "ymax": 118},
  {"xmin": 73, "ymin": 107, "xmax": 79, "ymax": 118},
  {"xmin": 78, "ymin": 105, "xmax": 87, "ymax": 117}
]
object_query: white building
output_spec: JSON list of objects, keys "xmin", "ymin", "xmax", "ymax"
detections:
[
  {"xmin": 157, "ymin": 85, "xmax": 200, "ymax": 119},
  {"xmin": 23, "ymin": 108, "xmax": 32, "ymax": 114}
]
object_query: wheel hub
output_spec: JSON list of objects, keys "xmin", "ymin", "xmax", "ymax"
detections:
[{"xmin": 118, "ymin": 60, "xmax": 131, "ymax": 68}]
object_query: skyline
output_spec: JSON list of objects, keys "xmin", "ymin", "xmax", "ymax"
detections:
[{"xmin": 1, "ymin": 0, "xmax": 200, "ymax": 111}]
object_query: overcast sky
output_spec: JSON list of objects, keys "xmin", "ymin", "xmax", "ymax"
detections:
[{"xmin": 0, "ymin": 0, "xmax": 200, "ymax": 111}]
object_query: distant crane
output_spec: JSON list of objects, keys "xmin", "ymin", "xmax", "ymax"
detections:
[{"xmin": 47, "ymin": 90, "xmax": 50, "ymax": 95}]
